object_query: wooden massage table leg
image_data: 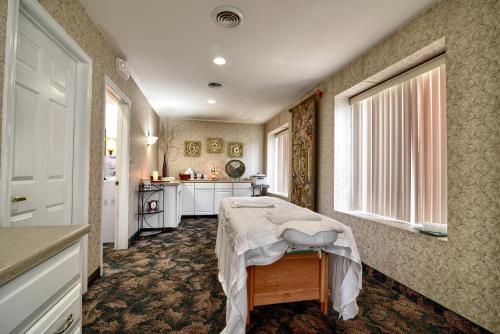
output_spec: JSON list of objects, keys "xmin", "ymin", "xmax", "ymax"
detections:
[
  {"xmin": 320, "ymin": 252, "xmax": 329, "ymax": 314},
  {"xmin": 246, "ymin": 266, "xmax": 255, "ymax": 324}
]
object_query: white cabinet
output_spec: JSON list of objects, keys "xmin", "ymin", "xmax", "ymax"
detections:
[
  {"xmin": 194, "ymin": 183, "xmax": 215, "ymax": 215},
  {"xmin": 233, "ymin": 182, "xmax": 253, "ymax": 197},
  {"xmin": 180, "ymin": 182, "xmax": 255, "ymax": 216},
  {"xmin": 182, "ymin": 183, "xmax": 195, "ymax": 215},
  {"xmin": 214, "ymin": 183, "xmax": 233, "ymax": 214},
  {"xmin": 176, "ymin": 186, "xmax": 182, "ymax": 224},
  {"xmin": 164, "ymin": 184, "xmax": 182, "ymax": 228},
  {"xmin": 0, "ymin": 242, "xmax": 84, "ymax": 334}
]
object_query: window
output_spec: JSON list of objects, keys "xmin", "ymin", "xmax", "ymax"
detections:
[
  {"xmin": 267, "ymin": 127, "xmax": 290, "ymax": 196},
  {"xmin": 351, "ymin": 55, "xmax": 447, "ymax": 224}
]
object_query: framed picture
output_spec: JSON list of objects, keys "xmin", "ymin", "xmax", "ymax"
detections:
[
  {"xmin": 184, "ymin": 141, "xmax": 201, "ymax": 156},
  {"xmin": 207, "ymin": 138, "xmax": 223, "ymax": 153},
  {"xmin": 228, "ymin": 142, "xmax": 243, "ymax": 158}
]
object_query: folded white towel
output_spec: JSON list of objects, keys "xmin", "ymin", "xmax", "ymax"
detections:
[
  {"xmin": 266, "ymin": 209, "xmax": 321, "ymax": 225},
  {"xmin": 231, "ymin": 200, "xmax": 275, "ymax": 208},
  {"xmin": 276, "ymin": 219, "xmax": 346, "ymax": 237},
  {"xmin": 422, "ymin": 223, "xmax": 447, "ymax": 234}
]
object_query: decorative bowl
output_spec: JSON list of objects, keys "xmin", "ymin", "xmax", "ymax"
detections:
[{"xmin": 179, "ymin": 173, "xmax": 191, "ymax": 180}]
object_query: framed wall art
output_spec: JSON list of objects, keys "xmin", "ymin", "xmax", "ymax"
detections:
[
  {"xmin": 228, "ymin": 142, "xmax": 243, "ymax": 158},
  {"xmin": 184, "ymin": 141, "xmax": 201, "ymax": 157},
  {"xmin": 207, "ymin": 138, "xmax": 223, "ymax": 153}
]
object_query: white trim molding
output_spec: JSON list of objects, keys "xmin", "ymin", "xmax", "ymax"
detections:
[{"xmin": 103, "ymin": 76, "xmax": 131, "ymax": 253}]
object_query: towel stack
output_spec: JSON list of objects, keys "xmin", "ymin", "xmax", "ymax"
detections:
[
  {"xmin": 231, "ymin": 200, "xmax": 275, "ymax": 208},
  {"xmin": 266, "ymin": 209, "xmax": 321, "ymax": 225}
]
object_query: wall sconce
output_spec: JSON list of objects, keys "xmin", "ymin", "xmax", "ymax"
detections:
[{"xmin": 146, "ymin": 130, "xmax": 158, "ymax": 146}]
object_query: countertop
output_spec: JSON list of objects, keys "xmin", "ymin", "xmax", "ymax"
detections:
[
  {"xmin": 153, "ymin": 179, "xmax": 252, "ymax": 186},
  {"xmin": 0, "ymin": 224, "xmax": 90, "ymax": 286}
]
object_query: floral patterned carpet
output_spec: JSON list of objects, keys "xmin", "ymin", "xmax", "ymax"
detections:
[{"xmin": 82, "ymin": 218, "xmax": 473, "ymax": 334}]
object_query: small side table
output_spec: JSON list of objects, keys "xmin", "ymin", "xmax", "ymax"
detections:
[{"xmin": 251, "ymin": 184, "xmax": 269, "ymax": 197}]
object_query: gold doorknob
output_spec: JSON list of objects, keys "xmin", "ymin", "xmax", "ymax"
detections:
[
  {"xmin": 115, "ymin": 180, "xmax": 119, "ymax": 186},
  {"xmin": 11, "ymin": 196, "xmax": 27, "ymax": 203}
]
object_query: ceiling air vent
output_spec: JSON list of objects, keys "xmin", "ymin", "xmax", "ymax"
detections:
[
  {"xmin": 212, "ymin": 5, "xmax": 245, "ymax": 28},
  {"xmin": 208, "ymin": 82, "xmax": 224, "ymax": 89}
]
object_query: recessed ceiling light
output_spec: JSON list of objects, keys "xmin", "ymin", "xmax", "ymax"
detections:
[
  {"xmin": 213, "ymin": 57, "xmax": 226, "ymax": 65},
  {"xmin": 207, "ymin": 99, "xmax": 216, "ymax": 104}
]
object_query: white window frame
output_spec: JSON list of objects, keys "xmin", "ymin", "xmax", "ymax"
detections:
[{"xmin": 267, "ymin": 125, "xmax": 290, "ymax": 197}]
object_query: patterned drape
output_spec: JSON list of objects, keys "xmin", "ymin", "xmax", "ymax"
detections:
[{"xmin": 290, "ymin": 95, "xmax": 317, "ymax": 210}]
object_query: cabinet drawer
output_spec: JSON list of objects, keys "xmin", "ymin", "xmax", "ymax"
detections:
[
  {"xmin": 215, "ymin": 183, "xmax": 232, "ymax": 189},
  {"xmin": 195, "ymin": 183, "xmax": 215, "ymax": 190},
  {"xmin": 71, "ymin": 327, "xmax": 82, "ymax": 334},
  {"xmin": 26, "ymin": 283, "xmax": 81, "ymax": 334},
  {"xmin": 233, "ymin": 182, "xmax": 252, "ymax": 189},
  {"xmin": 0, "ymin": 242, "xmax": 81, "ymax": 333}
]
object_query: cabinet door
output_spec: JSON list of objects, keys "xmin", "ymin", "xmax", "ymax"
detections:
[
  {"xmin": 195, "ymin": 188, "xmax": 214, "ymax": 215},
  {"xmin": 232, "ymin": 183, "xmax": 252, "ymax": 197},
  {"xmin": 214, "ymin": 190, "xmax": 233, "ymax": 214},
  {"xmin": 176, "ymin": 186, "xmax": 182, "ymax": 224},
  {"xmin": 182, "ymin": 183, "xmax": 195, "ymax": 215}
]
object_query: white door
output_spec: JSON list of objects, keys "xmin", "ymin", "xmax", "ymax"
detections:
[
  {"xmin": 101, "ymin": 180, "xmax": 115, "ymax": 243},
  {"xmin": 194, "ymin": 189, "xmax": 214, "ymax": 215},
  {"xmin": 182, "ymin": 183, "xmax": 194, "ymax": 215},
  {"xmin": 8, "ymin": 12, "xmax": 77, "ymax": 226}
]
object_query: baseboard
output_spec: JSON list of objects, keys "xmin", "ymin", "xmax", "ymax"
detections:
[
  {"xmin": 87, "ymin": 267, "xmax": 100, "ymax": 288},
  {"xmin": 363, "ymin": 264, "xmax": 493, "ymax": 334}
]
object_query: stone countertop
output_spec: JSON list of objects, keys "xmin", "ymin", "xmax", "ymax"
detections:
[
  {"xmin": 153, "ymin": 179, "xmax": 252, "ymax": 185},
  {"xmin": 0, "ymin": 224, "xmax": 90, "ymax": 287}
]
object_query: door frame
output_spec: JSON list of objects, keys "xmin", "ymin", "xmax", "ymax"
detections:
[
  {"xmin": 101, "ymin": 77, "xmax": 131, "ymax": 267},
  {"xmin": 0, "ymin": 0, "xmax": 92, "ymax": 290}
]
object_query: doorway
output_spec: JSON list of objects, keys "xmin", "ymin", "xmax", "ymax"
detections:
[{"xmin": 100, "ymin": 77, "xmax": 131, "ymax": 273}]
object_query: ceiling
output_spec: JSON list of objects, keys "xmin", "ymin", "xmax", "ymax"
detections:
[{"xmin": 80, "ymin": 0, "xmax": 435, "ymax": 124}]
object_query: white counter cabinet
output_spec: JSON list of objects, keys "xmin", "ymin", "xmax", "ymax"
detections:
[
  {"xmin": 181, "ymin": 182, "xmax": 252, "ymax": 216},
  {"xmin": 232, "ymin": 182, "xmax": 253, "ymax": 197},
  {"xmin": 214, "ymin": 183, "xmax": 233, "ymax": 215},
  {"xmin": 0, "ymin": 237, "xmax": 87, "ymax": 334},
  {"xmin": 182, "ymin": 183, "xmax": 195, "ymax": 215},
  {"xmin": 163, "ymin": 184, "xmax": 182, "ymax": 228}
]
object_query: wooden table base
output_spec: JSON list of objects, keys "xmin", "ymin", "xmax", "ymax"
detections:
[{"xmin": 246, "ymin": 251, "xmax": 329, "ymax": 324}]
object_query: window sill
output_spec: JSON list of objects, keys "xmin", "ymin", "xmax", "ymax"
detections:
[
  {"xmin": 267, "ymin": 192, "xmax": 289, "ymax": 201},
  {"xmin": 334, "ymin": 210, "xmax": 448, "ymax": 242}
]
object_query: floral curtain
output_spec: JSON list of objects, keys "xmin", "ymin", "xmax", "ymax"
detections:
[{"xmin": 290, "ymin": 95, "xmax": 317, "ymax": 210}]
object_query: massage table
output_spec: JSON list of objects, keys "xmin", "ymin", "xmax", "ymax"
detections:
[{"xmin": 216, "ymin": 197, "xmax": 362, "ymax": 334}]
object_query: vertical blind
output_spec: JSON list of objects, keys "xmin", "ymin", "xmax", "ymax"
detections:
[
  {"xmin": 275, "ymin": 129, "xmax": 290, "ymax": 195},
  {"xmin": 351, "ymin": 58, "xmax": 446, "ymax": 224}
]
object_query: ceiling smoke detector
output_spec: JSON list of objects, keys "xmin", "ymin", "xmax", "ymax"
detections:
[
  {"xmin": 208, "ymin": 82, "xmax": 224, "ymax": 89},
  {"xmin": 211, "ymin": 5, "xmax": 245, "ymax": 28}
]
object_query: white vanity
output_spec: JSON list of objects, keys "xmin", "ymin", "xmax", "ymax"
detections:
[
  {"xmin": 149, "ymin": 180, "xmax": 252, "ymax": 229},
  {"xmin": 181, "ymin": 181, "xmax": 252, "ymax": 216},
  {"xmin": 0, "ymin": 225, "xmax": 89, "ymax": 334}
]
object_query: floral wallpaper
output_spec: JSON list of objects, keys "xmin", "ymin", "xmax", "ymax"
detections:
[
  {"xmin": 0, "ymin": 0, "xmax": 160, "ymax": 276},
  {"xmin": 290, "ymin": 96, "xmax": 317, "ymax": 210},
  {"xmin": 159, "ymin": 119, "xmax": 264, "ymax": 179},
  {"xmin": 264, "ymin": 0, "xmax": 499, "ymax": 331}
]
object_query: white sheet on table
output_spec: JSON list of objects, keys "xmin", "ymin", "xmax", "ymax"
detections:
[{"xmin": 216, "ymin": 197, "xmax": 362, "ymax": 334}]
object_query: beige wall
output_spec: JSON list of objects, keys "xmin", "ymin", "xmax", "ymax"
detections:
[
  {"xmin": 264, "ymin": 0, "xmax": 499, "ymax": 331},
  {"xmin": 0, "ymin": 0, "xmax": 160, "ymax": 275},
  {"xmin": 161, "ymin": 119, "xmax": 264, "ymax": 179}
]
